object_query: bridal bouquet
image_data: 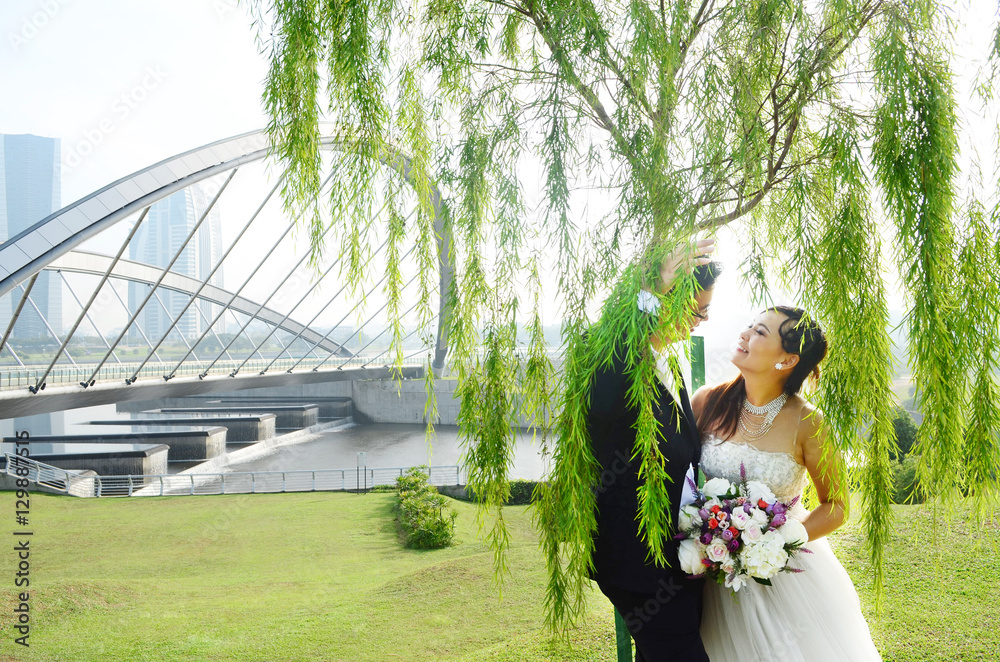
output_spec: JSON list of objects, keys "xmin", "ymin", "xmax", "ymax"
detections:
[{"xmin": 675, "ymin": 464, "xmax": 810, "ymax": 592}]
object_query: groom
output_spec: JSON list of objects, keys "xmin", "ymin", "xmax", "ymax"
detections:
[{"xmin": 589, "ymin": 253, "xmax": 720, "ymax": 662}]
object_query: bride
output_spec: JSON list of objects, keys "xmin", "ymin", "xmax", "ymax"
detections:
[{"xmin": 690, "ymin": 306, "xmax": 882, "ymax": 661}]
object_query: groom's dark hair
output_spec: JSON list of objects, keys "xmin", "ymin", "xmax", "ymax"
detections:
[{"xmin": 693, "ymin": 261, "xmax": 724, "ymax": 290}]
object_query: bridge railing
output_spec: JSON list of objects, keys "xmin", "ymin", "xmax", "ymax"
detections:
[
  {"xmin": 0, "ymin": 352, "xmax": 429, "ymax": 391},
  {"xmin": 2, "ymin": 453, "xmax": 95, "ymax": 497},
  {"xmin": 3, "ymin": 454, "xmax": 460, "ymax": 498}
]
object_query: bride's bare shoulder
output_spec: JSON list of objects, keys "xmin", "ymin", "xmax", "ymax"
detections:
[
  {"xmin": 793, "ymin": 398, "xmax": 824, "ymax": 432},
  {"xmin": 691, "ymin": 385, "xmax": 712, "ymax": 418},
  {"xmin": 792, "ymin": 398, "xmax": 834, "ymax": 468}
]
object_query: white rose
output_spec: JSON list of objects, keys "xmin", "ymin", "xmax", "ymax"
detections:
[
  {"xmin": 741, "ymin": 543, "xmax": 787, "ymax": 579},
  {"xmin": 750, "ymin": 507, "xmax": 770, "ymax": 526},
  {"xmin": 742, "ymin": 522, "xmax": 763, "ymax": 543},
  {"xmin": 724, "ymin": 572, "xmax": 747, "ymax": 592},
  {"xmin": 703, "ymin": 477, "xmax": 734, "ymax": 499},
  {"xmin": 705, "ymin": 539, "xmax": 731, "ymax": 565},
  {"xmin": 765, "ymin": 549, "xmax": 789, "ymax": 576},
  {"xmin": 738, "ymin": 545, "xmax": 764, "ymax": 577},
  {"xmin": 756, "ymin": 561, "xmax": 776, "ymax": 578},
  {"xmin": 746, "ymin": 481, "xmax": 776, "ymax": 505},
  {"xmin": 637, "ymin": 289, "xmax": 660, "ymax": 313},
  {"xmin": 762, "ymin": 530, "xmax": 786, "ymax": 549},
  {"xmin": 678, "ymin": 538, "xmax": 707, "ymax": 576},
  {"xmin": 729, "ymin": 508, "xmax": 752, "ymax": 530},
  {"xmin": 777, "ymin": 518, "xmax": 809, "ymax": 547},
  {"xmin": 679, "ymin": 505, "xmax": 703, "ymax": 531}
]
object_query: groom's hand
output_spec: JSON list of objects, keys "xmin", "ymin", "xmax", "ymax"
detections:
[{"xmin": 656, "ymin": 237, "xmax": 716, "ymax": 295}]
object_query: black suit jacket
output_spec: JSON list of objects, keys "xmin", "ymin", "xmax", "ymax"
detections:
[{"xmin": 588, "ymin": 339, "xmax": 703, "ymax": 592}]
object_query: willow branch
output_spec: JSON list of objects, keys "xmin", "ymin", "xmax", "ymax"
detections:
[{"xmin": 519, "ymin": 0, "xmax": 637, "ymax": 165}]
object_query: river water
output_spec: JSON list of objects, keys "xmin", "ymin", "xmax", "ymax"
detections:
[
  {"xmin": 223, "ymin": 423, "xmax": 550, "ymax": 481},
  {"xmin": 2, "ymin": 406, "xmax": 551, "ymax": 481}
]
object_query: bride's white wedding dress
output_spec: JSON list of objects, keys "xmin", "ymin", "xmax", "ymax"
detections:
[{"xmin": 698, "ymin": 437, "xmax": 883, "ymax": 662}]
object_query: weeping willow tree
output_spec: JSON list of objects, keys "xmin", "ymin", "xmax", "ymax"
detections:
[{"xmin": 253, "ymin": 0, "xmax": 1000, "ymax": 632}]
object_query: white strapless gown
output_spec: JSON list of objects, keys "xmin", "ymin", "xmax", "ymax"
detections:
[{"xmin": 698, "ymin": 438, "xmax": 882, "ymax": 662}]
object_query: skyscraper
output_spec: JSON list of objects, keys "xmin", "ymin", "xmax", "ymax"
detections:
[
  {"xmin": 0, "ymin": 133, "xmax": 63, "ymax": 338},
  {"xmin": 128, "ymin": 186, "xmax": 224, "ymax": 342}
]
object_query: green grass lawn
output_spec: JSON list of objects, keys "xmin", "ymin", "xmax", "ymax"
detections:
[{"xmin": 0, "ymin": 491, "xmax": 995, "ymax": 661}]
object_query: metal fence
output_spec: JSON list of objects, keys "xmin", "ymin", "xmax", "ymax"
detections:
[
  {"xmin": 3, "ymin": 453, "xmax": 461, "ymax": 498},
  {"xmin": 0, "ymin": 353, "xmax": 430, "ymax": 391}
]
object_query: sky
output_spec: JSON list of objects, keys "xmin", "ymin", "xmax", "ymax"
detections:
[
  {"xmin": 1, "ymin": 0, "xmax": 268, "ymax": 203},
  {"xmin": 1, "ymin": 0, "xmax": 998, "ymax": 376}
]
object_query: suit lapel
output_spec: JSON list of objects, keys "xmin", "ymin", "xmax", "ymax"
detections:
[
  {"xmin": 677, "ymin": 383, "xmax": 702, "ymax": 461},
  {"xmin": 655, "ymin": 376, "xmax": 698, "ymax": 439}
]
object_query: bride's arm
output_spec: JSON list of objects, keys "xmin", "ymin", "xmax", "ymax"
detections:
[
  {"xmin": 798, "ymin": 407, "xmax": 849, "ymax": 541},
  {"xmin": 691, "ymin": 385, "xmax": 710, "ymax": 420}
]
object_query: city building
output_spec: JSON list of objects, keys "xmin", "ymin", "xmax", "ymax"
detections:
[
  {"xmin": 128, "ymin": 185, "xmax": 225, "ymax": 342},
  {"xmin": 0, "ymin": 133, "xmax": 62, "ymax": 338}
]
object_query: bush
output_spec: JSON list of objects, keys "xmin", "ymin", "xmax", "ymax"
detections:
[
  {"xmin": 507, "ymin": 479, "xmax": 539, "ymax": 505},
  {"xmin": 890, "ymin": 455, "xmax": 925, "ymax": 504},
  {"xmin": 395, "ymin": 467, "xmax": 457, "ymax": 549},
  {"xmin": 890, "ymin": 407, "xmax": 919, "ymax": 461},
  {"xmin": 452, "ymin": 479, "xmax": 542, "ymax": 505}
]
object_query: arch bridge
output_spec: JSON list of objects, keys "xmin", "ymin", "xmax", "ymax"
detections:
[{"xmin": 0, "ymin": 129, "xmax": 453, "ymax": 418}]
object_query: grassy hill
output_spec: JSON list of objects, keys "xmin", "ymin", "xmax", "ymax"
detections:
[{"xmin": 0, "ymin": 491, "xmax": 995, "ymax": 661}]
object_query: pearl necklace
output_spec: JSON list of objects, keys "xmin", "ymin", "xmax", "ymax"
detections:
[{"xmin": 738, "ymin": 392, "xmax": 788, "ymax": 441}]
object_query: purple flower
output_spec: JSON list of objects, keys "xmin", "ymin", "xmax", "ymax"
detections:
[
  {"xmin": 698, "ymin": 508, "xmax": 710, "ymax": 520},
  {"xmin": 687, "ymin": 474, "xmax": 700, "ymax": 494},
  {"xmin": 700, "ymin": 532, "xmax": 713, "ymax": 545},
  {"xmin": 772, "ymin": 502, "xmax": 787, "ymax": 515},
  {"xmin": 727, "ymin": 539, "xmax": 741, "ymax": 552},
  {"xmin": 771, "ymin": 513, "xmax": 787, "ymax": 528},
  {"xmin": 740, "ymin": 462, "xmax": 747, "ymax": 482},
  {"xmin": 721, "ymin": 529, "xmax": 734, "ymax": 542}
]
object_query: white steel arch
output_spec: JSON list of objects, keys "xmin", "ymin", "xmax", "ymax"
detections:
[
  {"xmin": 0, "ymin": 128, "xmax": 454, "ymax": 397},
  {"xmin": 47, "ymin": 250, "xmax": 350, "ymax": 356}
]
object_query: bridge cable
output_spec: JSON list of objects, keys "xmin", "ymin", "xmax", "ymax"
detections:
[
  {"xmin": 197, "ymin": 170, "xmax": 343, "ymax": 378},
  {"xmin": 254, "ymin": 232, "xmax": 401, "ymax": 375},
  {"xmin": 123, "ymin": 170, "xmax": 238, "ymax": 383},
  {"xmin": 360, "ymin": 312, "xmax": 440, "ymax": 369},
  {"xmin": 37, "ymin": 207, "xmax": 149, "ymax": 388},
  {"xmin": 85, "ymin": 169, "xmax": 237, "ymax": 386},
  {"xmin": 287, "ymin": 243, "xmax": 417, "ymax": 373},
  {"xmin": 56, "ymin": 271, "xmax": 123, "ymax": 366},
  {"xmin": 0, "ymin": 272, "xmax": 38, "ymax": 368},
  {"xmin": 186, "ymin": 171, "xmax": 336, "ymax": 379},
  {"xmin": 233, "ymin": 233, "xmax": 361, "ymax": 376},
  {"xmin": 335, "ymin": 285, "xmax": 424, "ymax": 369},
  {"xmin": 104, "ymin": 274, "xmax": 165, "ymax": 366},
  {"xmin": 133, "ymin": 172, "xmax": 289, "ymax": 381}
]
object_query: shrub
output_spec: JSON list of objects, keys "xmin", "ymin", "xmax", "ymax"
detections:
[
  {"xmin": 890, "ymin": 455, "xmax": 925, "ymax": 504},
  {"xmin": 455, "ymin": 479, "xmax": 542, "ymax": 505},
  {"xmin": 395, "ymin": 466, "xmax": 457, "ymax": 549},
  {"xmin": 890, "ymin": 407, "xmax": 919, "ymax": 461},
  {"xmin": 507, "ymin": 479, "xmax": 538, "ymax": 505}
]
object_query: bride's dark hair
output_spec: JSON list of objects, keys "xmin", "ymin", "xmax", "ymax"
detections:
[{"xmin": 697, "ymin": 306, "xmax": 828, "ymax": 439}]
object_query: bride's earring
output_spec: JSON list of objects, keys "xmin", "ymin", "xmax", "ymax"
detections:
[{"xmin": 774, "ymin": 363, "xmax": 783, "ymax": 370}]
